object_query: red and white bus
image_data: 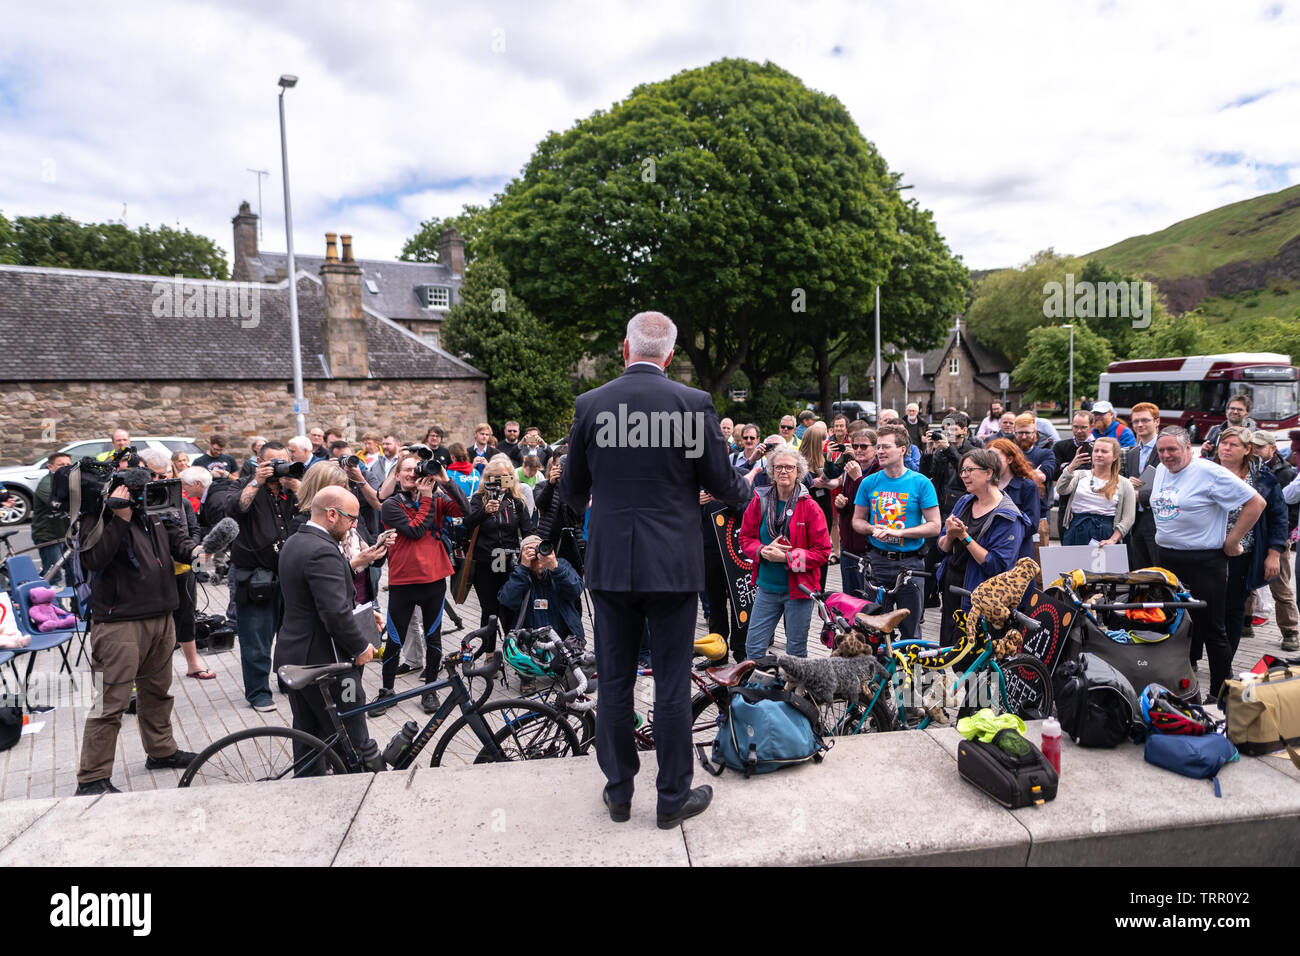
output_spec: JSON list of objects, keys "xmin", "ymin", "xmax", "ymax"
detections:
[{"xmin": 1098, "ymin": 353, "xmax": 1299, "ymax": 441}]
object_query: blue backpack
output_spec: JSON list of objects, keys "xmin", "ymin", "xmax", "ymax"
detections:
[
  {"xmin": 1144, "ymin": 733, "xmax": 1239, "ymax": 797},
  {"xmin": 698, "ymin": 682, "xmax": 829, "ymax": 778}
]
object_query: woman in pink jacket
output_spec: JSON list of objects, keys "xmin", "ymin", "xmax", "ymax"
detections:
[{"xmin": 740, "ymin": 443, "xmax": 832, "ymax": 659}]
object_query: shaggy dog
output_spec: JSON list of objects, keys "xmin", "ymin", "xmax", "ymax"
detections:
[{"xmin": 777, "ymin": 653, "xmax": 883, "ymax": 705}]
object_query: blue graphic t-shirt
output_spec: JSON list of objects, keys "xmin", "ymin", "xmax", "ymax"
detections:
[{"xmin": 853, "ymin": 469, "xmax": 939, "ymax": 553}]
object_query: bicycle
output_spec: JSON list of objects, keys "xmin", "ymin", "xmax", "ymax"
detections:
[
  {"xmin": 799, "ymin": 578, "xmax": 1053, "ymax": 735},
  {"xmin": 177, "ymin": 618, "xmax": 584, "ymax": 786},
  {"xmin": 503, "ymin": 628, "xmax": 736, "ymax": 753}
]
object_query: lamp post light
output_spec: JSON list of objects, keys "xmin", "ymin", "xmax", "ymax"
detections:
[
  {"xmin": 278, "ymin": 73, "xmax": 307, "ymax": 436},
  {"xmin": 1061, "ymin": 323, "xmax": 1075, "ymax": 414}
]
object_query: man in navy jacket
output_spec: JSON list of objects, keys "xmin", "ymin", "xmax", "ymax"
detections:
[{"xmin": 560, "ymin": 311, "xmax": 749, "ymax": 828}]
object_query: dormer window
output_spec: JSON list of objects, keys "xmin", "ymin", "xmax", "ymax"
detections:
[{"xmin": 423, "ymin": 285, "xmax": 451, "ymax": 310}]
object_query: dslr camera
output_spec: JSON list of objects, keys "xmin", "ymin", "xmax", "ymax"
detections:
[
  {"xmin": 404, "ymin": 444, "xmax": 434, "ymax": 461},
  {"xmin": 416, "ymin": 458, "xmax": 445, "ymax": 478},
  {"xmin": 271, "ymin": 460, "xmax": 306, "ymax": 480}
]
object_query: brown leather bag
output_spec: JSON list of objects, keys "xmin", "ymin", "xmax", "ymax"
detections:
[{"xmin": 1222, "ymin": 665, "xmax": 1300, "ymax": 770}]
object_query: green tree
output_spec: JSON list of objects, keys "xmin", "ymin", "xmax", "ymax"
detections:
[
  {"xmin": 1013, "ymin": 323, "xmax": 1112, "ymax": 409},
  {"xmin": 967, "ymin": 250, "xmax": 1079, "ymax": 365},
  {"xmin": 441, "ymin": 256, "xmax": 574, "ymax": 436},
  {"xmin": 474, "ymin": 58, "xmax": 961, "ymax": 403},
  {"xmin": 399, "ymin": 204, "xmax": 488, "ymax": 265},
  {"xmin": 1126, "ymin": 311, "xmax": 1209, "ymax": 359},
  {"xmin": 1074, "ymin": 258, "xmax": 1170, "ymax": 359},
  {"xmin": 0, "ymin": 213, "xmax": 227, "ymax": 278}
]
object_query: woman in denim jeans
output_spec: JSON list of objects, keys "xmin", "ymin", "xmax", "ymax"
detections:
[{"xmin": 739, "ymin": 444, "xmax": 831, "ymax": 659}]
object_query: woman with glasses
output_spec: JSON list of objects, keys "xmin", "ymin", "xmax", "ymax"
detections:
[
  {"xmin": 1055, "ymin": 436, "xmax": 1133, "ymax": 547},
  {"xmin": 935, "ymin": 448, "xmax": 1032, "ymax": 647},
  {"xmin": 375, "ymin": 455, "xmax": 470, "ymax": 715},
  {"xmin": 1217, "ymin": 426, "xmax": 1289, "ymax": 656},
  {"xmin": 739, "ymin": 443, "xmax": 831, "ymax": 659}
]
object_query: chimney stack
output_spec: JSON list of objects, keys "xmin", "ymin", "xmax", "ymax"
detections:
[
  {"xmin": 231, "ymin": 201, "xmax": 259, "ymax": 281},
  {"xmin": 436, "ymin": 227, "xmax": 465, "ymax": 278},
  {"xmin": 319, "ymin": 233, "xmax": 368, "ymax": 378}
]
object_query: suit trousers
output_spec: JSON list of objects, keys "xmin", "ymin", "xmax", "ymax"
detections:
[
  {"xmin": 589, "ymin": 589, "xmax": 697, "ymax": 815},
  {"xmin": 1126, "ymin": 510, "xmax": 1158, "ymax": 571},
  {"xmin": 78, "ymin": 615, "xmax": 179, "ymax": 784},
  {"xmin": 286, "ymin": 667, "xmax": 370, "ymax": 775}
]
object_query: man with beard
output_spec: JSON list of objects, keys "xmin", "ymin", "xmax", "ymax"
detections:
[{"xmin": 1013, "ymin": 413, "xmax": 1056, "ymax": 549}]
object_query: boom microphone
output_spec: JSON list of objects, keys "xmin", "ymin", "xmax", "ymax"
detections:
[{"xmin": 199, "ymin": 517, "xmax": 240, "ymax": 557}]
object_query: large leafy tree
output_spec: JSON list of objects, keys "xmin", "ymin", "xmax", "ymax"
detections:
[
  {"xmin": 0, "ymin": 213, "xmax": 228, "ymax": 278},
  {"xmin": 441, "ymin": 256, "xmax": 574, "ymax": 437},
  {"xmin": 475, "ymin": 58, "xmax": 961, "ymax": 402},
  {"xmin": 1012, "ymin": 323, "xmax": 1113, "ymax": 409},
  {"xmin": 967, "ymin": 250, "xmax": 1077, "ymax": 366}
]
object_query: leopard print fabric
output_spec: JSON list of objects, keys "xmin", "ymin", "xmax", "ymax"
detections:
[{"xmin": 965, "ymin": 557, "xmax": 1039, "ymax": 649}]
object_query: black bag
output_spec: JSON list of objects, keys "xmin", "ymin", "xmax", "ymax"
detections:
[
  {"xmin": 1054, "ymin": 652, "xmax": 1142, "ymax": 747},
  {"xmin": 0, "ymin": 706, "xmax": 23, "ymax": 752},
  {"xmin": 235, "ymin": 567, "xmax": 278, "ymax": 604},
  {"xmin": 958, "ymin": 728, "xmax": 1058, "ymax": 808}
]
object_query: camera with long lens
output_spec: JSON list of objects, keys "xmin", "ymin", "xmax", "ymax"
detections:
[
  {"xmin": 104, "ymin": 469, "xmax": 185, "ymax": 524},
  {"xmin": 536, "ymin": 540, "xmax": 554, "ymax": 558},
  {"xmin": 343, "ymin": 455, "xmax": 364, "ymax": 470},
  {"xmin": 415, "ymin": 458, "xmax": 444, "ymax": 478},
  {"xmin": 403, "ymin": 444, "xmax": 434, "ymax": 461},
  {"xmin": 271, "ymin": 460, "xmax": 306, "ymax": 480}
]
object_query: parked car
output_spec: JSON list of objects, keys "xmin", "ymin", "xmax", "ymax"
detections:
[
  {"xmin": 0, "ymin": 437, "xmax": 204, "ymax": 526},
  {"xmin": 830, "ymin": 400, "xmax": 877, "ymax": 425}
]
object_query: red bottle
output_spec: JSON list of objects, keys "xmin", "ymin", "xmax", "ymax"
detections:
[{"xmin": 1040, "ymin": 717, "xmax": 1061, "ymax": 773}]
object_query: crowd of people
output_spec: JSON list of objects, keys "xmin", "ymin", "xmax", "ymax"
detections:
[{"xmin": 25, "ymin": 377, "xmax": 1300, "ymax": 804}]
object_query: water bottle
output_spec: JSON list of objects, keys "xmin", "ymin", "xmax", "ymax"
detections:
[
  {"xmin": 1040, "ymin": 717, "xmax": 1061, "ymax": 774},
  {"xmin": 356, "ymin": 737, "xmax": 386, "ymax": 773},
  {"xmin": 382, "ymin": 721, "xmax": 419, "ymax": 767}
]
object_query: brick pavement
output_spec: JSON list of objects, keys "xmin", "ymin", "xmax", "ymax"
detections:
[{"xmin": 0, "ymin": 557, "xmax": 1291, "ymax": 801}]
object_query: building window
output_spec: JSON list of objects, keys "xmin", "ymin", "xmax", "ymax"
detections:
[
  {"xmin": 421, "ymin": 330, "xmax": 440, "ymax": 349},
  {"xmin": 424, "ymin": 286, "xmax": 450, "ymax": 310},
  {"xmin": 949, "ymin": 355, "xmax": 959, "ymax": 376}
]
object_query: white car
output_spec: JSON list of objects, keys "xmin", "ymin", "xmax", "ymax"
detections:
[{"xmin": 0, "ymin": 437, "xmax": 204, "ymax": 526}]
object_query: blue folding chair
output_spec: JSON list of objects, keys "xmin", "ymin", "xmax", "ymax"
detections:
[{"xmin": 5, "ymin": 556, "xmax": 83, "ymax": 707}]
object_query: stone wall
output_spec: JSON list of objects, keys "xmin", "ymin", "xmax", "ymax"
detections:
[{"xmin": 0, "ymin": 378, "xmax": 488, "ymax": 465}]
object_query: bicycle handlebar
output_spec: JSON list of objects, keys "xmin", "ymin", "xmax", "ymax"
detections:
[
  {"xmin": 463, "ymin": 650, "xmax": 503, "ymax": 679},
  {"xmin": 946, "ymin": 586, "xmax": 1041, "ymax": 634}
]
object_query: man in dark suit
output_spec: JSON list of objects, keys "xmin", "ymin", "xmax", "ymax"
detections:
[
  {"xmin": 560, "ymin": 311, "xmax": 750, "ymax": 829},
  {"xmin": 1121, "ymin": 402, "xmax": 1161, "ymax": 570},
  {"xmin": 273, "ymin": 486, "xmax": 378, "ymax": 773},
  {"xmin": 1053, "ymin": 410, "xmax": 1094, "ymax": 540}
]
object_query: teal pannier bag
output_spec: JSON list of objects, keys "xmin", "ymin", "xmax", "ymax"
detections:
[{"xmin": 698, "ymin": 682, "xmax": 829, "ymax": 778}]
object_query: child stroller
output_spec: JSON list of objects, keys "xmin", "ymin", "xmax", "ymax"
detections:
[{"xmin": 1045, "ymin": 567, "xmax": 1203, "ymax": 703}]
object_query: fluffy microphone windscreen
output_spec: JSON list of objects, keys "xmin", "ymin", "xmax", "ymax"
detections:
[{"xmin": 200, "ymin": 516, "xmax": 240, "ymax": 555}]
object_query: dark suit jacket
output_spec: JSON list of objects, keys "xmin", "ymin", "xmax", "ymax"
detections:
[
  {"xmin": 1121, "ymin": 443, "xmax": 1158, "ymax": 510},
  {"xmin": 560, "ymin": 363, "xmax": 750, "ymax": 592},
  {"xmin": 273, "ymin": 524, "xmax": 371, "ymax": 669}
]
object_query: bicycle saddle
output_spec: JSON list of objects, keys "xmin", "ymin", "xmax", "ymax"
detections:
[
  {"xmin": 705, "ymin": 659, "xmax": 756, "ymax": 687},
  {"xmin": 277, "ymin": 662, "xmax": 355, "ymax": 691},
  {"xmin": 854, "ymin": 608, "xmax": 910, "ymax": 634}
]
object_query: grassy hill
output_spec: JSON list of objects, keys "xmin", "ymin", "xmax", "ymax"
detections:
[{"xmin": 1087, "ymin": 183, "xmax": 1300, "ymax": 280}]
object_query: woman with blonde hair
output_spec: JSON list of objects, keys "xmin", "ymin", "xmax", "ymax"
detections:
[
  {"xmin": 464, "ymin": 455, "xmax": 537, "ymax": 627},
  {"xmin": 1055, "ymin": 435, "xmax": 1134, "ymax": 546},
  {"xmin": 170, "ymin": 450, "xmax": 191, "ymax": 479}
]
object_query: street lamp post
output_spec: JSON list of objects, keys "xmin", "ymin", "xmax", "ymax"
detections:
[
  {"xmin": 1061, "ymin": 323, "xmax": 1075, "ymax": 414},
  {"xmin": 278, "ymin": 74, "xmax": 307, "ymax": 436}
]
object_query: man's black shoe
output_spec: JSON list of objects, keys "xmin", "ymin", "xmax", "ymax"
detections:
[
  {"xmin": 420, "ymin": 691, "xmax": 441, "ymax": 714},
  {"xmin": 370, "ymin": 687, "xmax": 397, "ymax": 716},
  {"xmin": 603, "ymin": 788, "xmax": 631, "ymax": 823},
  {"xmin": 395, "ymin": 662, "xmax": 418, "ymax": 676},
  {"xmin": 145, "ymin": 750, "xmax": 198, "ymax": 771},
  {"xmin": 74, "ymin": 779, "xmax": 121, "ymax": 796},
  {"xmin": 656, "ymin": 785, "xmax": 712, "ymax": 829}
]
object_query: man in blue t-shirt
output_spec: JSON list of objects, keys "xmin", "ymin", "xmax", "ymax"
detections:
[{"xmin": 851, "ymin": 425, "xmax": 941, "ymax": 639}]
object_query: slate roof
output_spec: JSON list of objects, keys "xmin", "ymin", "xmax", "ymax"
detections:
[
  {"xmin": 918, "ymin": 325, "xmax": 1015, "ymax": 379},
  {"xmin": 0, "ymin": 264, "xmax": 484, "ymax": 382},
  {"xmin": 246, "ymin": 253, "xmax": 461, "ymax": 322}
]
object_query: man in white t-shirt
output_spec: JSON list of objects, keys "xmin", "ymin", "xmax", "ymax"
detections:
[{"xmin": 1150, "ymin": 426, "xmax": 1265, "ymax": 701}]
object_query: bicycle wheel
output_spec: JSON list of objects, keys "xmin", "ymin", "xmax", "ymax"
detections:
[
  {"xmin": 177, "ymin": 727, "xmax": 347, "ymax": 787},
  {"xmin": 816, "ymin": 689, "xmax": 896, "ymax": 736},
  {"xmin": 430, "ymin": 699, "xmax": 583, "ymax": 767},
  {"xmin": 690, "ymin": 688, "xmax": 725, "ymax": 745},
  {"xmin": 957, "ymin": 654, "xmax": 1053, "ymax": 721}
]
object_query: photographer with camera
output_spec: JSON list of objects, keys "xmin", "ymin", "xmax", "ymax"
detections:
[
  {"xmin": 375, "ymin": 453, "xmax": 469, "ymax": 714},
  {"xmin": 465, "ymin": 456, "xmax": 537, "ymax": 628},
  {"xmin": 231, "ymin": 441, "xmax": 301, "ymax": 712},
  {"xmin": 497, "ymin": 534, "xmax": 585, "ymax": 643},
  {"xmin": 75, "ymin": 460, "xmax": 203, "ymax": 794},
  {"xmin": 534, "ymin": 450, "xmax": 586, "ymax": 575}
]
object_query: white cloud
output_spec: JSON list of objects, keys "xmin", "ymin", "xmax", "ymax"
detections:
[{"xmin": 0, "ymin": 0, "xmax": 1297, "ymax": 273}]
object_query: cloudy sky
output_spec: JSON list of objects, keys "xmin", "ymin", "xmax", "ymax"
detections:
[{"xmin": 2, "ymin": 0, "xmax": 1297, "ymax": 272}]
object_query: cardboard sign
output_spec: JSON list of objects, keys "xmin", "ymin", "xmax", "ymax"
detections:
[{"xmin": 709, "ymin": 504, "xmax": 755, "ymax": 635}]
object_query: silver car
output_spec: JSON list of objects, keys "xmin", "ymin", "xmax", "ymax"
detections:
[{"xmin": 0, "ymin": 437, "xmax": 204, "ymax": 526}]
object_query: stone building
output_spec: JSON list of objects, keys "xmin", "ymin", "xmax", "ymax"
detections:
[
  {"xmin": 0, "ymin": 224, "xmax": 487, "ymax": 466},
  {"xmin": 879, "ymin": 318, "xmax": 1026, "ymax": 419}
]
